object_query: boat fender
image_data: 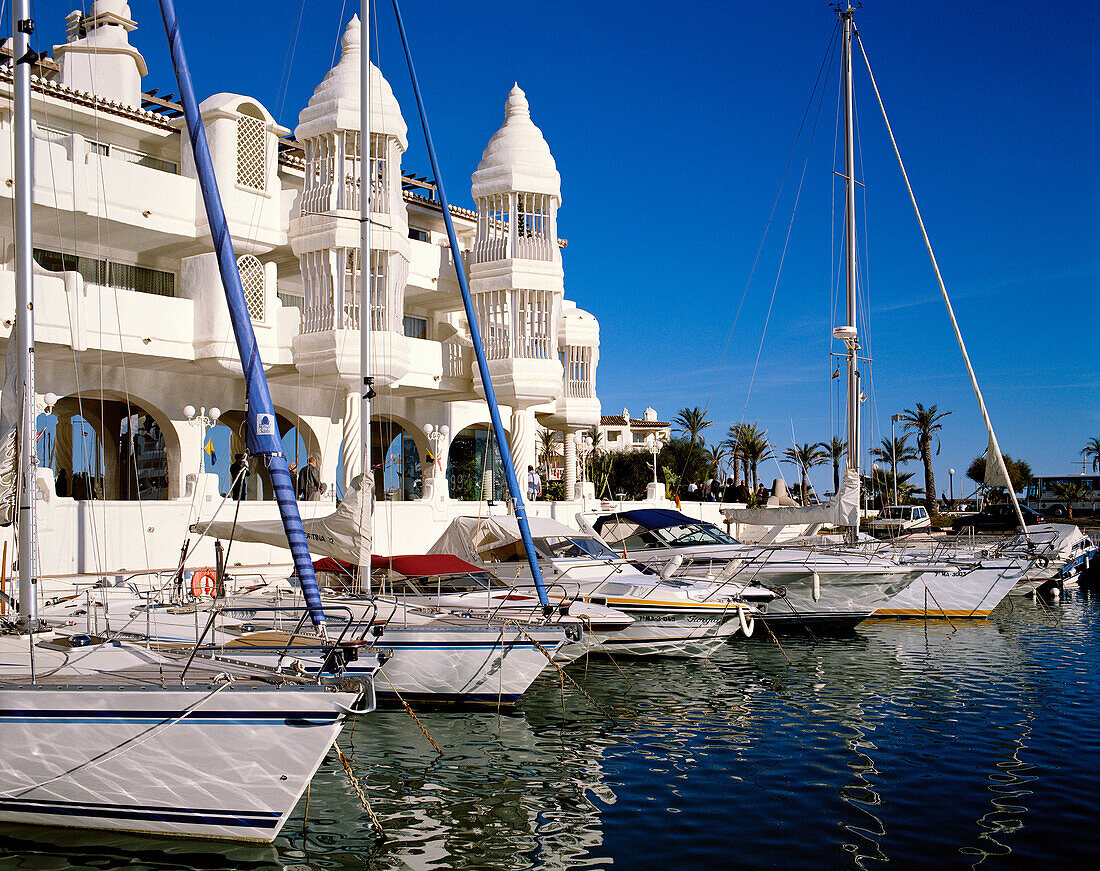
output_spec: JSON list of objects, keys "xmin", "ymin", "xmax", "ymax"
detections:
[
  {"xmin": 738, "ymin": 607, "xmax": 754, "ymax": 638},
  {"xmin": 659, "ymin": 555, "xmax": 684, "ymax": 580},
  {"xmin": 716, "ymin": 559, "xmax": 743, "ymax": 582},
  {"xmin": 812, "ymin": 571, "xmax": 821, "ymax": 603},
  {"xmin": 190, "ymin": 569, "xmax": 217, "ymax": 598}
]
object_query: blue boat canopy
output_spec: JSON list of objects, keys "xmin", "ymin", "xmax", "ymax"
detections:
[{"xmin": 594, "ymin": 509, "xmax": 714, "ymax": 532}]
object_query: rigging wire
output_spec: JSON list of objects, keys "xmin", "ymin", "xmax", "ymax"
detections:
[{"xmin": 672, "ymin": 21, "xmax": 841, "ymax": 494}]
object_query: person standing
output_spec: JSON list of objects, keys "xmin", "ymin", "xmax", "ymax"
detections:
[
  {"xmin": 229, "ymin": 453, "xmax": 249, "ymax": 500},
  {"xmin": 527, "ymin": 464, "xmax": 542, "ymax": 501},
  {"xmin": 297, "ymin": 454, "xmax": 325, "ymax": 501}
]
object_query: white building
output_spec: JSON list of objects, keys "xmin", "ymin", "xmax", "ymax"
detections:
[
  {"xmin": 0, "ymin": 3, "xmax": 603, "ymax": 573},
  {"xmin": 597, "ymin": 408, "xmax": 671, "ymax": 453}
]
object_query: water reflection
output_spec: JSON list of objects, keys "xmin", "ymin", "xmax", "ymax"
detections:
[{"xmin": 3, "ymin": 593, "xmax": 1099, "ymax": 869}]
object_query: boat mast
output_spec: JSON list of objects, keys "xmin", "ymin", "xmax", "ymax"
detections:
[
  {"xmin": 13, "ymin": 0, "xmax": 40, "ymax": 632},
  {"xmin": 359, "ymin": 0, "xmax": 372, "ymax": 593},
  {"xmin": 390, "ymin": 0, "xmax": 552, "ymax": 611},
  {"xmin": 840, "ymin": 4, "xmax": 860, "ymax": 537},
  {"xmin": 157, "ymin": 0, "xmax": 328, "ymax": 630}
]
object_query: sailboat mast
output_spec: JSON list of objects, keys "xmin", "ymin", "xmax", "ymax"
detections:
[
  {"xmin": 841, "ymin": 6, "xmax": 859, "ymax": 481},
  {"xmin": 12, "ymin": 0, "xmax": 40, "ymax": 631},
  {"xmin": 359, "ymin": 0, "xmax": 372, "ymax": 593}
]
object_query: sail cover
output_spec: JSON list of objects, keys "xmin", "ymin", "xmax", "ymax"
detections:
[
  {"xmin": 721, "ymin": 468, "xmax": 861, "ymax": 528},
  {"xmin": 427, "ymin": 516, "xmax": 579, "ymax": 565},
  {"xmin": 0, "ymin": 321, "xmax": 20, "ymax": 526},
  {"xmin": 195, "ymin": 474, "xmax": 371, "ymax": 564}
]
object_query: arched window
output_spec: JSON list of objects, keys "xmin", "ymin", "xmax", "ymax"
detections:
[
  {"xmin": 237, "ymin": 255, "xmax": 265, "ymax": 322},
  {"xmin": 235, "ymin": 108, "xmax": 267, "ymax": 193}
]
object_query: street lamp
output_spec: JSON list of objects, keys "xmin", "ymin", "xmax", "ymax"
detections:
[
  {"xmin": 890, "ymin": 413, "xmax": 903, "ymax": 506},
  {"xmin": 645, "ymin": 434, "xmax": 660, "ymax": 489},
  {"xmin": 422, "ymin": 423, "xmax": 450, "ymax": 500},
  {"xmin": 948, "ymin": 468, "xmax": 955, "ymax": 503},
  {"xmin": 422, "ymin": 423, "xmax": 449, "ymax": 469},
  {"xmin": 184, "ymin": 405, "xmax": 220, "ymax": 469},
  {"xmin": 574, "ymin": 432, "xmax": 593, "ymax": 489}
]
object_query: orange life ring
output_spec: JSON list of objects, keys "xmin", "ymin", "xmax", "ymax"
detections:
[{"xmin": 190, "ymin": 569, "xmax": 217, "ymax": 598}]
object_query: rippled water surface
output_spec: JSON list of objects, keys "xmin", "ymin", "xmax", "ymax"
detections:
[{"xmin": 4, "ymin": 590, "xmax": 1100, "ymax": 870}]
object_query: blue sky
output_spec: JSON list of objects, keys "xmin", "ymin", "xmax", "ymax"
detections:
[{"xmin": 35, "ymin": 1, "xmax": 1098, "ymax": 498}]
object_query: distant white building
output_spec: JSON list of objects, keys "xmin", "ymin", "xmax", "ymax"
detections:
[
  {"xmin": 0, "ymin": 4, "xmax": 602, "ymax": 513},
  {"xmin": 597, "ymin": 408, "xmax": 670, "ymax": 453}
]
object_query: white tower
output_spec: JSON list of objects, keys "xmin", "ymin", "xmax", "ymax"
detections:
[
  {"xmin": 470, "ymin": 84, "xmax": 564, "ymax": 476},
  {"xmin": 290, "ymin": 15, "xmax": 411, "ymax": 488}
]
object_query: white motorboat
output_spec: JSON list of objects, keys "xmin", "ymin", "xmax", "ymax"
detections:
[
  {"xmin": 428, "ymin": 516, "xmax": 764, "ymax": 656},
  {"xmin": 588, "ymin": 509, "xmax": 924, "ymax": 630},
  {"xmin": 1002, "ymin": 524, "xmax": 1098, "ymax": 594}
]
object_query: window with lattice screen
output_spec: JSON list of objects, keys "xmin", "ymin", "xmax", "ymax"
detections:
[
  {"xmin": 235, "ymin": 113, "xmax": 267, "ymax": 192},
  {"xmin": 237, "ymin": 255, "xmax": 265, "ymax": 321}
]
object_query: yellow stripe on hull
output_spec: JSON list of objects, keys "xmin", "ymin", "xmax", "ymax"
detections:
[{"xmin": 872, "ymin": 608, "xmax": 994, "ymax": 618}]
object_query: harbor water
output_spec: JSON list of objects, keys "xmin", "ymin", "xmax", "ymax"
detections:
[{"xmin": 3, "ymin": 589, "xmax": 1100, "ymax": 869}]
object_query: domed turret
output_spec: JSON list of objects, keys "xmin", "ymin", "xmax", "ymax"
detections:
[
  {"xmin": 289, "ymin": 14, "xmax": 412, "ymax": 396},
  {"xmin": 472, "ymin": 84, "xmax": 559, "ymax": 202},
  {"xmin": 295, "ymin": 15, "xmax": 407, "ymax": 149}
]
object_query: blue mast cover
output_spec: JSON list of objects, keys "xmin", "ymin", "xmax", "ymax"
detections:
[{"xmin": 158, "ymin": 0, "xmax": 326, "ymax": 629}]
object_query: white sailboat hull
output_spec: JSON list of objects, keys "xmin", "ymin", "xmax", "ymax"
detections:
[
  {"xmin": 873, "ymin": 558, "xmax": 1026, "ymax": 617},
  {"xmin": 0, "ymin": 641, "xmax": 361, "ymax": 843}
]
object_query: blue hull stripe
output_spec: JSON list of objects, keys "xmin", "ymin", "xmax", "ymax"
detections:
[
  {"xmin": 0, "ymin": 796, "xmax": 280, "ymax": 829},
  {"xmin": 377, "ymin": 691, "xmax": 521, "ymax": 705},
  {"xmin": 0, "ymin": 710, "xmax": 339, "ymax": 725}
]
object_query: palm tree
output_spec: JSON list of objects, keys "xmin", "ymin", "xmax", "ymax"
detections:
[
  {"xmin": 536, "ymin": 429, "xmax": 560, "ymax": 482},
  {"xmin": 733, "ymin": 422, "xmax": 772, "ymax": 491},
  {"xmin": 782, "ymin": 442, "xmax": 828, "ymax": 504},
  {"xmin": 866, "ymin": 468, "xmax": 922, "ymax": 504},
  {"xmin": 704, "ymin": 443, "xmax": 728, "ymax": 480},
  {"xmin": 900, "ymin": 403, "xmax": 951, "ymax": 516},
  {"xmin": 723, "ymin": 425, "xmax": 745, "ymax": 486},
  {"xmin": 823, "ymin": 436, "xmax": 846, "ymax": 495},
  {"xmin": 674, "ymin": 407, "xmax": 713, "ymax": 445},
  {"xmin": 869, "ymin": 434, "xmax": 919, "ymax": 503},
  {"xmin": 1051, "ymin": 480, "xmax": 1089, "ymax": 520},
  {"xmin": 1084, "ymin": 437, "xmax": 1100, "ymax": 474}
]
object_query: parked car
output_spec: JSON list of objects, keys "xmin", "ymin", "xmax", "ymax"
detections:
[
  {"xmin": 868, "ymin": 505, "xmax": 932, "ymax": 537},
  {"xmin": 951, "ymin": 503, "xmax": 1043, "ymax": 533}
]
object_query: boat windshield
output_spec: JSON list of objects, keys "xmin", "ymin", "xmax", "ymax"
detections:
[
  {"xmin": 534, "ymin": 536, "xmax": 620, "ymax": 560},
  {"xmin": 651, "ymin": 523, "xmax": 739, "ymax": 546}
]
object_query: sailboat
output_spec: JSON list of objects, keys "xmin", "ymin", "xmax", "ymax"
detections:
[
  {"xmin": 717, "ymin": 6, "xmax": 1037, "ymax": 622},
  {"xmin": 0, "ymin": 0, "xmax": 372, "ymax": 841},
  {"xmin": 120, "ymin": 9, "xmax": 576, "ymax": 706}
]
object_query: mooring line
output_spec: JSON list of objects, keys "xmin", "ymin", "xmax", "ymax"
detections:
[
  {"xmin": 380, "ymin": 671, "xmax": 442, "ymax": 755},
  {"xmin": 759, "ymin": 616, "xmax": 792, "ymax": 666},
  {"xmin": 335, "ymin": 740, "xmax": 386, "ymax": 841},
  {"xmin": 516, "ymin": 624, "xmax": 615, "ymax": 723}
]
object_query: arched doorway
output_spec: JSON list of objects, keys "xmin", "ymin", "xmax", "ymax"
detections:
[
  {"xmin": 371, "ymin": 419, "xmax": 422, "ymax": 501},
  {"xmin": 446, "ymin": 424, "xmax": 507, "ymax": 502},
  {"xmin": 216, "ymin": 410, "xmax": 317, "ymax": 500},
  {"xmin": 46, "ymin": 395, "xmax": 172, "ymax": 500}
]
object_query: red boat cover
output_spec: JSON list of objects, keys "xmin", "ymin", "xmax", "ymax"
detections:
[{"xmin": 312, "ymin": 554, "xmax": 482, "ymax": 578}]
